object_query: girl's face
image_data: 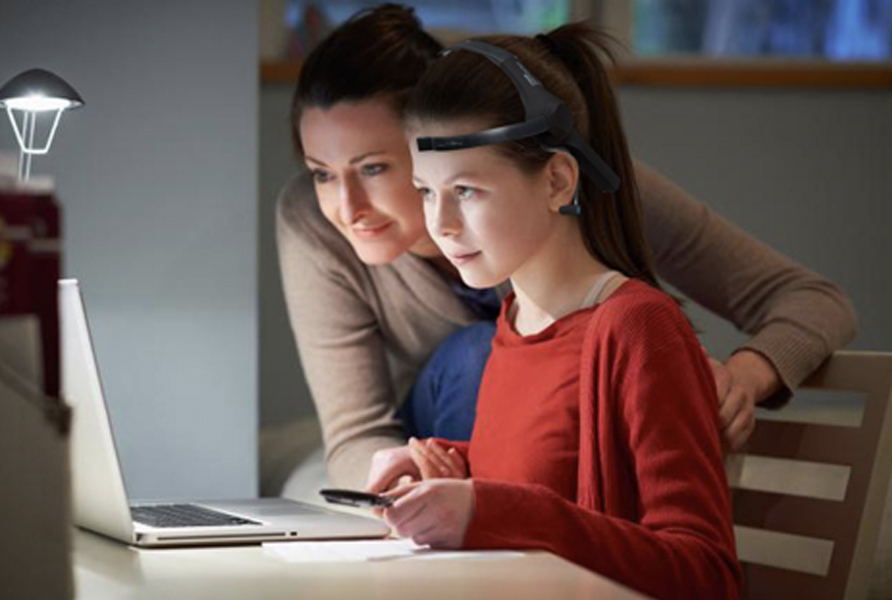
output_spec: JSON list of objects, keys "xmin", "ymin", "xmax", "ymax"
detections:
[
  {"xmin": 299, "ymin": 99, "xmax": 439, "ymax": 265},
  {"xmin": 409, "ymin": 120, "xmax": 556, "ymax": 289}
]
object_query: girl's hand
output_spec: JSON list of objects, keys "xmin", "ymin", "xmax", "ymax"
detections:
[
  {"xmin": 409, "ymin": 437, "xmax": 469, "ymax": 480},
  {"xmin": 365, "ymin": 445, "xmax": 419, "ymax": 494},
  {"xmin": 382, "ymin": 479, "xmax": 475, "ymax": 548}
]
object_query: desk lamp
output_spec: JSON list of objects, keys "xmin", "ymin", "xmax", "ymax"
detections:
[{"xmin": 0, "ymin": 69, "xmax": 84, "ymax": 181}]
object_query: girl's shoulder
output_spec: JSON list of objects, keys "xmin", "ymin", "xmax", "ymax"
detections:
[
  {"xmin": 590, "ymin": 279, "xmax": 695, "ymax": 350},
  {"xmin": 599, "ymin": 279, "xmax": 683, "ymax": 319}
]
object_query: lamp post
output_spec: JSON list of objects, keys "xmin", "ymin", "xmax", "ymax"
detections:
[{"xmin": 0, "ymin": 69, "xmax": 84, "ymax": 181}]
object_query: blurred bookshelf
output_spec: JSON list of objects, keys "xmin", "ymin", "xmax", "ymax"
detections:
[{"xmin": 261, "ymin": 0, "xmax": 892, "ymax": 89}]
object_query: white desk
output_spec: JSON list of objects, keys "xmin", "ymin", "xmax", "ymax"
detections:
[{"xmin": 74, "ymin": 529, "xmax": 651, "ymax": 599}]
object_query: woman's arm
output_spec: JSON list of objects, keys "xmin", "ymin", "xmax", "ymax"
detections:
[
  {"xmin": 636, "ymin": 159, "xmax": 858, "ymax": 405},
  {"xmin": 276, "ymin": 177, "xmax": 405, "ymax": 487}
]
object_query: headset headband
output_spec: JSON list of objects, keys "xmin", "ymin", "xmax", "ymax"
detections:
[{"xmin": 415, "ymin": 40, "xmax": 620, "ymax": 195}]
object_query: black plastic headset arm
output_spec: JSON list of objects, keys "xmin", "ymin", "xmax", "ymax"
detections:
[
  {"xmin": 417, "ymin": 116, "xmax": 550, "ymax": 151},
  {"xmin": 564, "ymin": 131, "xmax": 620, "ymax": 193}
]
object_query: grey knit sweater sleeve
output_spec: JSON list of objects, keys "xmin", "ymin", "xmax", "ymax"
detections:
[{"xmin": 636, "ymin": 159, "xmax": 858, "ymax": 404}]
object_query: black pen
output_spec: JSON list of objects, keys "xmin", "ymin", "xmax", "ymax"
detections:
[{"xmin": 320, "ymin": 488, "xmax": 395, "ymax": 509}]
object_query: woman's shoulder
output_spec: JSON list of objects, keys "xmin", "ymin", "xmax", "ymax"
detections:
[
  {"xmin": 276, "ymin": 171, "xmax": 356, "ymax": 264},
  {"xmin": 276, "ymin": 171, "xmax": 335, "ymax": 240}
]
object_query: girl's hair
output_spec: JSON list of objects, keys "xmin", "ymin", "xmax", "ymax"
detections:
[
  {"xmin": 404, "ymin": 22, "xmax": 660, "ymax": 289},
  {"xmin": 290, "ymin": 4, "xmax": 442, "ymax": 155}
]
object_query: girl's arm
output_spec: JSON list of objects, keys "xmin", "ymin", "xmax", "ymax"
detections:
[
  {"xmin": 636, "ymin": 159, "xmax": 857, "ymax": 405},
  {"xmin": 276, "ymin": 176, "xmax": 405, "ymax": 488},
  {"xmin": 463, "ymin": 295, "xmax": 742, "ymax": 600}
]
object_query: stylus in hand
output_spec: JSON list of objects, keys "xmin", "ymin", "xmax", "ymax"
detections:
[{"xmin": 320, "ymin": 488, "xmax": 395, "ymax": 509}]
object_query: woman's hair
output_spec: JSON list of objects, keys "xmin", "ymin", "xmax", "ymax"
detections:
[
  {"xmin": 404, "ymin": 22, "xmax": 660, "ymax": 289},
  {"xmin": 290, "ymin": 4, "xmax": 442, "ymax": 155}
]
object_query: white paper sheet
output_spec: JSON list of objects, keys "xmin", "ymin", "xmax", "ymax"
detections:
[{"xmin": 262, "ymin": 539, "xmax": 523, "ymax": 563}]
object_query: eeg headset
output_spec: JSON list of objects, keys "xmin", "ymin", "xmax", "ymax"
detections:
[{"xmin": 415, "ymin": 40, "xmax": 621, "ymax": 216}]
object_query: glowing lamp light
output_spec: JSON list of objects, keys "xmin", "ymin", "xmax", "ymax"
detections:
[{"xmin": 0, "ymin": 69, "xmax": 84, "ymax": 181}]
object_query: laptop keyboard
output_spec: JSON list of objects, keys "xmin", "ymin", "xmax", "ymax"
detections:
[{"xmin": 131, "ymin": 504, "xmax": 261, "ymax": 528}]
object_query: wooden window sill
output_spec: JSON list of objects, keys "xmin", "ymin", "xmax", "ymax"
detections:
[
  {"xmin": 613, "ymin": 59, "xmax": 892, "ymax": 88},
  {"xmin": 261, "ymin": 59, "xmax": 892, "ymax": 89}
]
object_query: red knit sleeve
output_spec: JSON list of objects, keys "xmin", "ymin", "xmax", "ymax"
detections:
[{"xmin": 463, "ymin": 293, "xmax": 742, "ymax": 600}]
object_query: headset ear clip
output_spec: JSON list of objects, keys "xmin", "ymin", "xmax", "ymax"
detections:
[
  {"xmin": 559, "ymin": 203, "xmax": 581, "ymax": 216},
  {"xmin": 559, "ymin": 182, "xmax": 582, "ymax": 216}
]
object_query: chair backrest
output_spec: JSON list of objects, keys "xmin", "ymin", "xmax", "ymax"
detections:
[{"xmin": 726, "ymin": 351, "xmax": 892, "ymax": 600}]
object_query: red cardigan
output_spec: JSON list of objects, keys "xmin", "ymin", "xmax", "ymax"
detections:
[{"xmin": 441, "ymin": 281, "xmax": 741, "ymax": 600}]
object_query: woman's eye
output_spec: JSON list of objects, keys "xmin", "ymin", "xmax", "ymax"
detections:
[
  {"xmin": 456, "ymin": 186, "xmax": 476, "ymax": 200},
  {"xmin": 417, "ymin": 187, "xmax": 433, "ymax": 201},
  {"xmin": 362, "ymin": 163, "xmax": 387, "ymax": 176},
  {"xmin": 311, "ymin": 169, "xmax": 332, "ymax": 184}
]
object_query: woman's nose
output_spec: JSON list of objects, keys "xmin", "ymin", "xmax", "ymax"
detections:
[{"xmin": 338, "ymin": 176, "xmax": 371, "ymax": 224}]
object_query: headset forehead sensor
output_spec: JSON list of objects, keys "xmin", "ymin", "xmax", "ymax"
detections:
[{"xmin": 416, "ymin": 40, "xmax": 620, "ymax": 195}]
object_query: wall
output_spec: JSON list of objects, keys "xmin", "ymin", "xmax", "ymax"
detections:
[
  {"xmin": 258, "ymin": 81, "xmax": 892, "ymax": 424},
  {"xmin": 0, "ymin": 1, "xmax": 259, "ymax": 499},
  {"xmin": 618, "ymin": 86, "xmax": 892, "ymax": 358},
  {"xmin": 258, "ymin": 84, "xmax": 306, "ymax": 427}
]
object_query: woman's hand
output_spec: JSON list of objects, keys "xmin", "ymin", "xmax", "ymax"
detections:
[
  {"xmin": 409, "ymin": 437, "xmax": 468, "ymax": 480},
  {"xmin": 365, "ymin": 446, "xmax": 419, "ymax": 494},
  {"xmin": 710, "ymin": 350, "xmax": 782, "ymax": 452},
  {"xmin": 382, "ymin": 479, "xmax": 475, "ymax": 548},
  {"xmin": 365, "ymin": 437, "xmax": 469, "ymax": 495}
]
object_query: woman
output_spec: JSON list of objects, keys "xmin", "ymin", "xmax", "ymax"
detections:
[
  {"xmin": 278, "ymin": 4, "xmax": 857, "ymax": 488},
  {"xmin": 367, "ymin": 23, "xmax": 741, "ymax": 599}
]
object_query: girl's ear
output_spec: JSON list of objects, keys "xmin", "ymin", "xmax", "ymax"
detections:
[{"xmin": 545, "ymin": 151, "xmax": 579, "ymax": 213}]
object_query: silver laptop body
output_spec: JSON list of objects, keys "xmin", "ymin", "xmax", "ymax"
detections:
[{"xmin": 60, "ymin": 279, "xmax": 389, "ymax": 547}]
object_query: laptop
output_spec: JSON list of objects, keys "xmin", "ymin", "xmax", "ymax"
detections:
[{"xmin": 59, "ymin": 279, "xmax": 389, "ymax": 547}]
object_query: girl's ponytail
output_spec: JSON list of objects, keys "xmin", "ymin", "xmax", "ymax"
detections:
[{"xmin": 540, "ymin": 23, "xmax": 659, "ymax": 289}]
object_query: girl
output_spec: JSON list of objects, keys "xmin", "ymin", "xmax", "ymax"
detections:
[
  {"xmin": 367, "ymin": 23, "xmax": 742, "ymax": 600},
  {"xmin": 281, "ymin": 4, "xmax": 856, "ymax": 489}
]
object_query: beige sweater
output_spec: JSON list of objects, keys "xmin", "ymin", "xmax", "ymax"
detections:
[{"xmin": 276, "ymin": 160, "xmax": 858, "ymax": 488}]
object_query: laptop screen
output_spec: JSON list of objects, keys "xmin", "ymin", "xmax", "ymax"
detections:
[{"xmin": 59, "ymin": 279, "xmax": 135, "ymax": 543}]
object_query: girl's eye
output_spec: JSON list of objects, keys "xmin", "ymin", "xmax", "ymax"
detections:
[
  {"xmin": 416, "ymin": 187, "xmax": 433, "ymax": 201},
  {"xmin": 311, "ymin": 169, "xmax": 332, "ymax": 184},
  {"xmin": 362, "ymin": 163, "xmax": 387, "ymax": 176},
  {"xmin": 456, "ymin": 186, "xmax": 476, "ymax": 201}
]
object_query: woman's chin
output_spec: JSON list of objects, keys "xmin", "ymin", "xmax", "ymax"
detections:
[{"xmin": 353, "ymin": 242, "xmax": 407, "ymax": 266}]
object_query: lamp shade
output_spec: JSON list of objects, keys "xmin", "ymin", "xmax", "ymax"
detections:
[{"xmin": 0, "ymin": 69, "xmax": 84, "ymax": 112}]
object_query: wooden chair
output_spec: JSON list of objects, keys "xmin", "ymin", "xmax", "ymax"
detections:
[{"xmin": 726, "ymin": 351, "xmax": 892, "ymax": 600}]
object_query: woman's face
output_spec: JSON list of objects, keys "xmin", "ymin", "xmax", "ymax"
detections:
[
  {"xmin": 299, "ymin": 99, "xmax": 439, "ymax": 265},
  {"xmin": 409, "ymin": 120, "xmax": 555, "ymax": 289}
]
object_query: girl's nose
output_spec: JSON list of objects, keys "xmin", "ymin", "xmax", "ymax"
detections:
[{"xmin": 427, "ymin": 193, "xmax": 462, "ymax": 238}]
